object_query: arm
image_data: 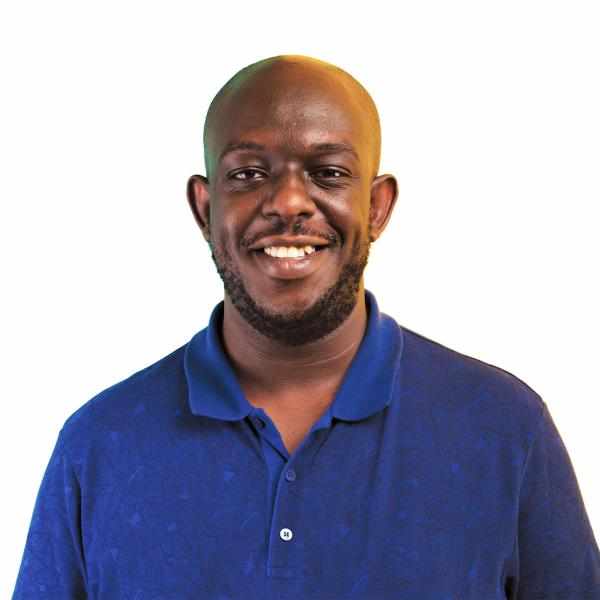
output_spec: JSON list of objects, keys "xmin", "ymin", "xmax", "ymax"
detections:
[
  {"xmin": 515, "ymin": 401, "xmax": 600, "ymax": 599},
  {"xmin": 12, "ymin": 429, "xmax": 87, "ymax": 599}
]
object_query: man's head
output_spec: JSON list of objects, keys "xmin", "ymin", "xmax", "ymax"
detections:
[{"xmin": 187, "ymin": 54, "xmax": 397, "ymax": 346}]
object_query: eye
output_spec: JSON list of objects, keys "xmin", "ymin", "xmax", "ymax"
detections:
[
  {"xmin": 313, "ymin": 167, "xmax": 346, "ymax": 179},
  {"xmin": 311, "ymin": 167, "xmax": 351, "ymax": 187},
  {"xmin": 229, "ymin": 168, "xmax": 265, "ymax": 181}
]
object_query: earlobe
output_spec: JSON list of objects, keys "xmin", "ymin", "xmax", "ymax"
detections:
[{"xmin": 186, "ymin": 174, "xmax": 211, "ymax": 242}]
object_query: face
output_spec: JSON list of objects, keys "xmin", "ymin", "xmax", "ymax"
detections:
[{"xmin": 189, "ymin": 65, "xmax": 397, "ymax": 346}]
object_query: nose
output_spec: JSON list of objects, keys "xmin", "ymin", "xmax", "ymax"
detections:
[{"xmin": 261, "ymin": 168, "xmax": 316, "ymax": 222}]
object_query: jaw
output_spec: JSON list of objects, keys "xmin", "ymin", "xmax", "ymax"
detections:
[{"xmin": 219, "ymin": 235, "xmax": 369, "ymax": 346}]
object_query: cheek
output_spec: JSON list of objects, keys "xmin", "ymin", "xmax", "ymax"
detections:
[
  {"xmin": 214, "ymin": 229, "xmax": 237, "ymax": 260},
  {"xmin": 216, "ymin": 203, "xmax": 256, "ymax": 243},
  {"xmin": 341, "ymin": 211, "xmax": 368, "ymax": 248},
  {"xmin": 210, "ymin": 211, "xmax": 238, "ymax": 247},
  {"xmin": 325, "ymin": 192, "xmax": 368, "ymax": 236}
]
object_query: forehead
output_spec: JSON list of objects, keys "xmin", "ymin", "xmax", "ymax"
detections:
[{"xmin": 210, "ymin": 70, "xmax": 370, "ymax": 163}]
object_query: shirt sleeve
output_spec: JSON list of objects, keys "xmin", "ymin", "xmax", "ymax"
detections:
[
  {"xmin": 516, "ymin": 401, "xmax": 600, "ymax": 599},
  {"xmin": 12, "ymin": 429, "xmax": 87, "ymax": 599}
]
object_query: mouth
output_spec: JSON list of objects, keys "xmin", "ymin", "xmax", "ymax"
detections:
[{"xmin": 251, "ymin": 245, "xmax": 332, "ymax": 281}]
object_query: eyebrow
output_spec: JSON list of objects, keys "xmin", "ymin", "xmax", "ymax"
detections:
[{"xmin": 218, "ymin": 141, "xmax": 359, "ymax": 163}]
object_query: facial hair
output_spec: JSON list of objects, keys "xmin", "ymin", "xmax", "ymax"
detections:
[{"xmin": 208, "ymin": 228, "xmax": 371, "ymax": 347}]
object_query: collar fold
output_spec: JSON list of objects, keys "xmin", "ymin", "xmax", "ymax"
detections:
[{"xmin": 184, "ymin": 289, "xmax": 404, "ymax": 422}]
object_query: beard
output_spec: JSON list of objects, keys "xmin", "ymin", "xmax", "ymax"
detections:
[{"xmin": 208, "ymin": 229, "xmax": 371, "ymax": 347}]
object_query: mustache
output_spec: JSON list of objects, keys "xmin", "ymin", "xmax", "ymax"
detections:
[{"xmin": 242, "ymin": 224, "xmax": 338, "ymax": 250}]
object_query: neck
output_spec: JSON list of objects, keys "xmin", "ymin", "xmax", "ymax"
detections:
[{"xmin": 220, "ymin": 284, "xmax": 368, "ymax": 396}]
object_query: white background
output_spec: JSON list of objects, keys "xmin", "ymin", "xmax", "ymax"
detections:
[{"xmin": 1, "ymin": 0, "xmax": 598, "ymax": 592}]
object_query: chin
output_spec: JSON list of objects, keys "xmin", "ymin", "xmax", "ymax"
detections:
[{"xmin": 250, "ymin": 285, "xmax": 322, "ymax": 317}]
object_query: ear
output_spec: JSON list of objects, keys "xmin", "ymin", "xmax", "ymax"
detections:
[
  {"xmin": 368, "ymin": 174, "xmax": 399, "ymax": 242},
  {"xmin": 186, "ymin": 174, "xmax": 211, "ymax": 243}
]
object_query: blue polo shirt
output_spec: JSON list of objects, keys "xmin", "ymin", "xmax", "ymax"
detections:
[{"xmin": 12, "ymin": 289, "xmax": 600, "ymax": 599}]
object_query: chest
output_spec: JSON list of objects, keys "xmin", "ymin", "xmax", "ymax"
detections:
[{"xmin": 81, "ymin": 412, "xmax": 515, "ymax": 600}]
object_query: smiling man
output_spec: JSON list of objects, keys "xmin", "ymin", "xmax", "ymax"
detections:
[
  {"xmin": 185, "ymin": 56, "xmax": 396, "ymax": 455},
  {"xmin": 12, "ymin": 55, "xmax": 600, "ymax": 599}
]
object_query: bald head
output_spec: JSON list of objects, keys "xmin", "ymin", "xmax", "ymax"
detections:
[{"xmin": 202, "ymin": 54, "xmax": 381, "ymax": 182}]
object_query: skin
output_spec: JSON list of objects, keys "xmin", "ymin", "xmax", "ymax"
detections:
[{"xmin": 187, "ymin": 56, "xmax": 398, "ymax": 447}]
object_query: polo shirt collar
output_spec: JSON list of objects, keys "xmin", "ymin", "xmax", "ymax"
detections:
[{"xmin": 184, "ymin": 289, "xmax": 404, "ymax": 422}]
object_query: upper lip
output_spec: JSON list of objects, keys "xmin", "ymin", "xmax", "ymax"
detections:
[{"xmin": 249, "ymin": 236, "xmax": 333, "ymax": 251}]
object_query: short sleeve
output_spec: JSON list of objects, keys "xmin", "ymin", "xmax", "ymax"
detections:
[
  {"xmin": 12, "ymin": 429, "xmax": 87, "ymax": 599},
  {"xmin": 516, "ymin": 401, "xmax": 600, "ymax": 599}
]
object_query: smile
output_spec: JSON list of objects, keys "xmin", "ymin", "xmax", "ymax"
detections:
[
  {"xmin": 251, "ymin": 245, "xmax": 331, "ymax": 280},
  {"xmin": 263, "ymin": 244, "xmax": 317, "ymax": 258}
]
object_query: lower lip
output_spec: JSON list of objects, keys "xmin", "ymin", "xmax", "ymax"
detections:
[{"xmin": 252, "ymin": 247, "xmax": 332, "ymax": 280}]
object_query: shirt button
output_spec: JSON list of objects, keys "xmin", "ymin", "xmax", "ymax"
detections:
[
  {"xmin": 279, "ymin": 527, "xmax": 293, "ymax": 541},
  {"xmin": 285, "ymin": 469, "xmax": 296, "ymax": 482},
  {"xmin": 252, "ymin": 417, "xmax": 265, "ymax": 429}
]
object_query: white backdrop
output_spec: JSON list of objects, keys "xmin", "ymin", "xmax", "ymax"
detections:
[{"xmin": 1, "ymin": 1, "xmax": 598, "ymax": 592}]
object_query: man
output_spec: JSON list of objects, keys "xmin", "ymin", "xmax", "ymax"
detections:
[{"xmin": 12, "ymin": 55, "xmax": 600, "ymax": 599}]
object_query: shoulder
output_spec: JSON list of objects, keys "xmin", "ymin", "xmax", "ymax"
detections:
[
  {"xmin": 397, "ymin": 324, "xmax": 545, "ymax": 436},
  {"xmin": 58, "ymin": 342, "xmax": 188, "ymax": 451}
]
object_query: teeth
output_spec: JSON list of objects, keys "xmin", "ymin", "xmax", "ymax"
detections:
[{"xmin": 264, "ymin": 245, "xmax": 317, "ymax": 258}]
